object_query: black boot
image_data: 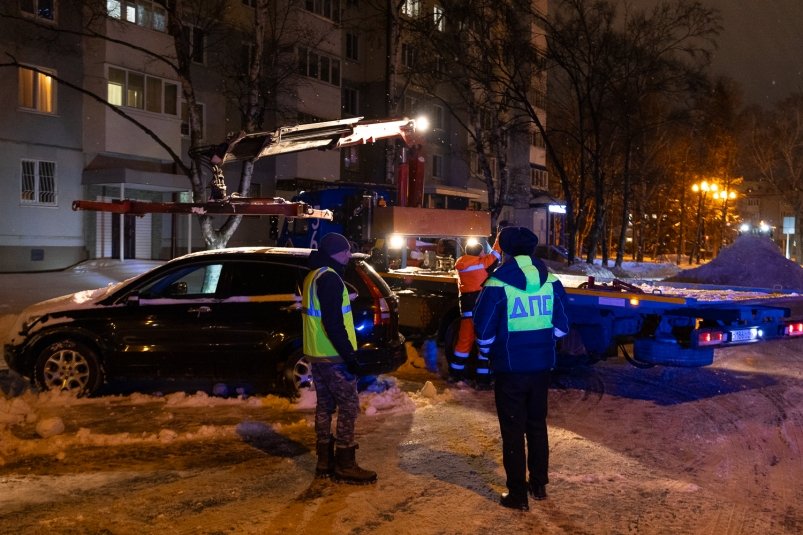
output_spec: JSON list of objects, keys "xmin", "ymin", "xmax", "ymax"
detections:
[
  {"xmin": 529, "ymin": 481, "xmax": 547, "ymax": 500},
  {"xmin": 500, "ymin": 491, "xmax": 529, "ymax": 511},
  {"xmin": 334, "ymin": 444, "xmax": 377, "ymax": 484},
  {"xmin": 315, "ymin": 438, "xmax": 335, "ymax": 479}
]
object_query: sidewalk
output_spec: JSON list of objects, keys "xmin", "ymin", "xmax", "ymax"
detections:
[
  {"xmin": 1, "ymin": 259, "xmax": 162, "ymax": 371},
  {"xmin": 0, "ymin": 259, "xmax": 163, "ymax": 315}
]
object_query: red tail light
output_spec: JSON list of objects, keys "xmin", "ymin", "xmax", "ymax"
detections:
[
  {"xmin": 786, "ymin": 322, "xmax": 803, "ymax": 336},
  {"xmin": 697, "ymin": 330, "xmax": 724, "ymax": 346},
  {"xmin": 357, "ymin": 268, "xmax": 391, "ymax": 327}
]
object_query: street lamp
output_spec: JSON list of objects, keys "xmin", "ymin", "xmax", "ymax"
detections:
[
  {"xmin": 690, "ymin": 180, "xmax": 737, "ymax": 263},
  {"xmin": 713, "ymin": 189, "xmax": 737, "ymax": 255},
  {"xmin": 691, "ymin": 181, "xmax": 711, "ymax": 264}
]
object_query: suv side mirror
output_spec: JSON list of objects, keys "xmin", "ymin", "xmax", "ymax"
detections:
[{"xmin": 168, "ymin": 281, "xmax": 188, "ymax": 295}]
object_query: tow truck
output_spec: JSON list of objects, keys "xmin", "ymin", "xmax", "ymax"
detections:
[
  {"xmin": 71, "ymin": 116, "xmax": 803, "ymax": 374},
  {"xmin": 563, "ymin": 276, "xmax": 803, "ymax": 368}
]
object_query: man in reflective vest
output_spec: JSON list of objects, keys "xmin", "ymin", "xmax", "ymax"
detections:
[
  {"xmin": 302, "ymin": 232, "xmax": 377, "ymax": 484},
  {"xmin": 473, "ymin": 226, "xmax": 570, "ymax": 511},
  {"xmin": 451, "ymin": 242, "xmax": 500, "ymax": 383}
]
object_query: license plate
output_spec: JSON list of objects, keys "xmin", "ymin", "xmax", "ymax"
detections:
[{"xmin": 730, "ymin": 329, "xmax": 755, "ymax": 342}]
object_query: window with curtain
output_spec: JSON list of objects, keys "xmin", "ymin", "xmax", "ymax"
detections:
[{"xmin": 18, "ymin": 66, "xmax": 56, "ymax": 114}]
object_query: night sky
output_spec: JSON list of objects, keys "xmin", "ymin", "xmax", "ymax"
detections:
[{"xmin": 696, "ymin": 0, "xmax": 803, "ymax": 105}]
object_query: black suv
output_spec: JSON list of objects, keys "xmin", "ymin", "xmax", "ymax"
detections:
[{"xmin": 4, "ymin": 247, "xmax": 406, "ymax": 396}]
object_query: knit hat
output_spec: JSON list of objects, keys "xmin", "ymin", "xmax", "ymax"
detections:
[
  {"xmin": 318, "ymin": 232, "xmax": 351, "ymax": 257},
  {"xmin": 498, "ymin": 226, "xmax": 538, "ymax": 256}
]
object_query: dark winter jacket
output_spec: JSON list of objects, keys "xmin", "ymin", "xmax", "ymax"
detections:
[
  {"xmin": 307, "ymin": 250, "xmax": 356, "ymax": 363},
  {"xmin": 473, "ymin": 255, "xmax": 570, "ymax": 373}
]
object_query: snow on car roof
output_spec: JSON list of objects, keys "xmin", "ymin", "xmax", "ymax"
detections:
[{"xmin": 176, "ymin": 246, "xmax": 313, "ymax": 260}]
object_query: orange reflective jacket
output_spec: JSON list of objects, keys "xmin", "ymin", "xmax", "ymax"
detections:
[{"xmin": 455, "ymin": 251, "xmax": 500, "ymax": 295}]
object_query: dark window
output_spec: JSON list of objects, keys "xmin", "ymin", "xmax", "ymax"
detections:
[
  {"xmin": 191, "ymin": 26, "xmax": 206, "ymax": 64},
  {"xmin": 346, "ymin": 33, "xmax": 359, "ymax": 61},
  {"xmin": 222, "ymin": 262, "xmax": 304, "ymax": 296},
  {"xmin": 21, "ymin": 0, "xmax": 55, "ymax": 21}
]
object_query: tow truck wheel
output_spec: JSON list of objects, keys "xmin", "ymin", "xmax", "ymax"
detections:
[{"xmin": 34, "ymin": 339, "xmax": 104, "ymax": 396}]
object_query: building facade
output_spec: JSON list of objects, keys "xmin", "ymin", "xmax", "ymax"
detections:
[{"xmin": 0, "ymin": 0, "xmax": 548, "ymax": 271}]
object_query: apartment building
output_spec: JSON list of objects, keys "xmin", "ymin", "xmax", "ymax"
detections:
[{"xmin": 0, "ymin": 0, "xmax": 548, "ymax": 271}]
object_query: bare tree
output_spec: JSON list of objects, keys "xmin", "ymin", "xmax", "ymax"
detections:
[
  {"xmin": 741, "ymin": 93, "xmax": 803, "ymax": 261},
  {"xmin": 405, "ymin": 0, "xmax": 543, "ymax": 231},
  {"xmin": 544, "ymin": 0, "xmax": 719, "ymax": 264},
  {"xmin": 1, "ymin": 0, "xmax": 331, "ymax": 250}
]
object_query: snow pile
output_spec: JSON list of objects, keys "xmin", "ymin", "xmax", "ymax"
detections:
[
  {"xmin": 547, "ymin": 258, "xmax": 681, "ymax": 282},
  {"xmin": 0, "ymin": 375, "xmax": 420, "ymax": 465},
  {"xmin": 666, "ymin": 235, "xmax": 803, "ymax": 290}
]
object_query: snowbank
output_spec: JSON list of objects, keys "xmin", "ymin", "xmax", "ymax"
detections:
[{"xmin": 666, "ymin": 235, "xmax": 803, "ymax": 290}]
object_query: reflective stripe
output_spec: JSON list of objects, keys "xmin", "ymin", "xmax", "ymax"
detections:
[
  {"xmin": 461, "ymin": 311, "xmax": 473, "ymax": 318},
  {"xmin": 476, "ymin": 336, "xmax": 495, "ymax": 345},
  {"xmin": 476, "ymin": 368, "xmax": 490, "ymax": 375},
  {"xmin": 450, "ymin": 363, "xmax": 466, "ymax": 370},
  {"xmin": 478, "ymin": 347, "xmax": 489, "ymax": 354},
  {"xmin": 458, "ymin": 264, "xmax": 487, "ymax": 273},
  {"xmin": 302, "ymin": 305, "xmax": 351, "ymax": 317},
  {"xmin": 453, "ymin": 350, "xmax": 470, "ymax": 358}
]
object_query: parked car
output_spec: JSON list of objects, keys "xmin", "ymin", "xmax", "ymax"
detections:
[{"xmin": 3, "ymin": 247, "xmax": 406, "ymax": 397}]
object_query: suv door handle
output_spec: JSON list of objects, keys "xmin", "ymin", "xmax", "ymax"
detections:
[{"xmin": 188, "ymin": 306, "xmax": 211, "ymax": 316}]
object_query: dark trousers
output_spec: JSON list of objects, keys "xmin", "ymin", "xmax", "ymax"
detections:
[
  {"xmin": 311, "ymin": 362, "xmax": 359, "ymax": 446},
  {"xmin": 494, "ymin": 370, "xmax": 551, "ymax": 497}
]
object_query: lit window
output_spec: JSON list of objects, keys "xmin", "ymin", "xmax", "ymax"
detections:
[
  {"xmin": 21, "ymin": 160, "xmax": 57, "ymax": 206},
  {"xmin": 107, "ymin": 66, "xmax": 178, "ymax": 116},
  {"xmin": 401, "ymin": 0, "xmax": 420, "ymax": 18},
  {"xmin": 107, "ymin": 0, "xmax": 167, "ymax": 32},
  {"xmin": 433, "ymin": 4, "xmax": 444, "ymax": 31},
  {"xmin": 21, "ymin": 0, "xmax": 55, "ymax": 22},
  {"xmin": 107, "ymin": 67, "xmax": 126, "ymax": 105},
  {"xmin": 18, "ymin": 66, "xmax": 56, "ymax": 114}
]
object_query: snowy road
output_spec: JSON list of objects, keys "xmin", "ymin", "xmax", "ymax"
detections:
[
  {"xmin": 2, "ymin": 259, "xmax": 803, "ymax": 533},
  {"xmin": 1, "ymin": 340, "xmax": 803, "ymax": 534}
]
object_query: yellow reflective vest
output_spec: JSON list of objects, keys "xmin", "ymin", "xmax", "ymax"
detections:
[{"xmin": 301, "ymin": 267, "xmax": 357, "ymax": 358}]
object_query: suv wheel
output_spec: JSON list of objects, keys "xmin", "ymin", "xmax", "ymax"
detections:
[
  {"xmin": 34, "ymin": 339, "xmax": 104, "ymax": 396},
  {"xmin": 284, "ymin": 349, "xmax": 314, "ymax": 396}
]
